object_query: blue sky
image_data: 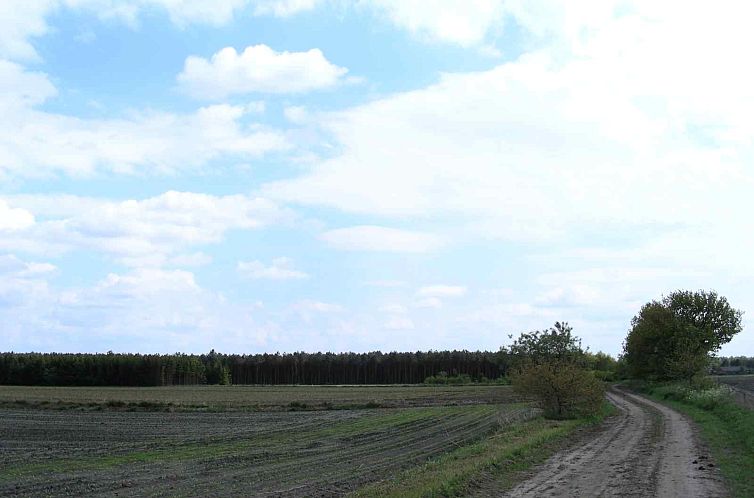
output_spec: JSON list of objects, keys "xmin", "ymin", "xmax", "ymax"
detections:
[{"xmin": 1, "ymin": 1, "xmax": 753, "ymax": 356}]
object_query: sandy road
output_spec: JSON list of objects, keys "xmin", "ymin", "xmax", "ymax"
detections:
[{"xmin": 504, "ymin": 387, "xmax": 727, "ymax": 497}]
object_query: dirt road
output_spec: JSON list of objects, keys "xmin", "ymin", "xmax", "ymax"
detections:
[{"xmin": 504, "ymin": 387, "xmax": 727, "ymax": 497}]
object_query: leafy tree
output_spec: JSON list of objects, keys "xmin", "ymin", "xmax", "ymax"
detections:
[
  {"xmin": 513, "ymin": 361, "xmax": 604, "ymax": 419},
  {"xmin": 509, "ymin": 322, "xmax": 586, "ymax": 366},
  {"xmin": 510, "ymin": 322, "xmax": 604, "ymax": 419},
  {"xmin": 623, "ymin": 290, "xmax": 743, "ymax": 381}
]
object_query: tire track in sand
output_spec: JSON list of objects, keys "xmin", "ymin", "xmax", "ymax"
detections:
[{"xmin": 503, "ymin": 387, "xmax": 726, "ymax": 497}]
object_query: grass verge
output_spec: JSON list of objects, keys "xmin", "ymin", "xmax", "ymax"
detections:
[
  {"xmin": 350, "ymin": 402, "xmax": 615, "ymax": 497},
  {"xmin": 634, "ymin": 381, "xmax": 754, "ymax": 498}
]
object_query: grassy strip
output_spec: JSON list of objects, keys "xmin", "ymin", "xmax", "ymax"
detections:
[
  {"xmin": 637, "ymin": 382, "xmax": 754, "ymax": 498},
  {"xmin": 350, "ymin": 402, "xmax": 614, "ymax": 497}
]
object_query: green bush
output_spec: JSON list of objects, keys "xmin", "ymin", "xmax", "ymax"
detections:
[
  {"xmin": 423, "ymin": 373, "xmax": 475, "ymax": 385},
  {"xmin": 512, "ymin": 361, "xmax": 604, "ymax": 419}
]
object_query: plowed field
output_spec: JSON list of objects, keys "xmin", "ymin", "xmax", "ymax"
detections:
[
  {"xmin": 0, "ymin": 384, "xmax": 519, "ymax": 411},
  {"xmin": 0, "ymin": 386, "xmax": 532, "ymax": 497}
]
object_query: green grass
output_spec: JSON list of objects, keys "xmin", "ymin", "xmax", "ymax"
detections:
[
  {"xmin": 638, "ymin": 382, "xmax": 754, "ymax": 498},
  {"xmin": 350, "ymin": 402, "xmax": 615, "ymax": 497}
]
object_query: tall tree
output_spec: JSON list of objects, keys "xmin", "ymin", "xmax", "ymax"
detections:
[
  {"xmin": 623, "ymin": 290, "xmax": 743, "ymax": 380},
  {"xmin": 510, "ymin": 322, "xmax": 604, "ymax": 419}
]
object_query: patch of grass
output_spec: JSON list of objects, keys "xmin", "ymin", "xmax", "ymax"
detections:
[
  {"xmin": 637, "ymin": 382, "xmax": 754, "ymax": 498},
  {"xmin": 350, "ymin": 402, "xmax": 614, "ymax": 497}
]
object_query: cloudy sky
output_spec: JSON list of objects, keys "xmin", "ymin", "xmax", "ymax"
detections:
[{"xmin": 1, "ymin": 0, "xmax": 753, "ymax": 356}]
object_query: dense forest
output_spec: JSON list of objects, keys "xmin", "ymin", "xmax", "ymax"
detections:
[{"xmin": 1, "ymin": 349, "xmax": 742, "ymax": 387}]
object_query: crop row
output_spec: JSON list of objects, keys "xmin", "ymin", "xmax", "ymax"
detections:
[{"xmin": 0, "ymin": 403, "xmax": 535, "ymax": 497}]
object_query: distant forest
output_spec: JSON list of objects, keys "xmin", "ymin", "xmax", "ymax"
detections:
[
  {"xmin": 1, "ymin": 350, "xmax": 747, "ymax": 387},
  {"xmin": 0, "ymin": 350, "xmax": 510, "ymax": 386},
  {"xmin": 0, "ymin": 350, "xmax": 512, "ymax": 386}
]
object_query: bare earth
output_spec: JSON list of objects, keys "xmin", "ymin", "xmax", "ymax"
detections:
[{"xmin": 504, "ymin": 387, "xmax": 727, "ymax": 497}]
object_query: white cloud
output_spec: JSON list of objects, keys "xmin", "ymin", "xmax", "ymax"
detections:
[
  {"xmin": 379, "ymin": 303, "xmax": 407, "ymax": 314},
  {"xmin": 292, "ymin": 299, "xmax": 343, "ymax": 314},
  {"xmin": 238, "ymin": 257, "xmax": 309, "ymax": 280},
  {"xmin": 252, "ymin": 0, "xmax": 321, "ymax": 17},
  {"xmin": 414, "ymin": 285, "xmax": 466, "ymax": 309},
  {"xmin": 365, "ymin": 279, "xmax": 407, "ymax": 288},
  {"xmin": 417, "ymin": 284, "xmax": 467, "ymax": 298},
  {"xmin": 1, "ymin": 95, "xmax": 289, "ymax": 178},
  {"xmin": 535, "ymin": 285, "xmax": 600, "ymax": 308},
  {"xmin": 178, "ymin": 45, "xmax": 348, "ymax": 99},
  {"xmin": 0, "ymin": 61, "xmax": 287, "ymax": 181},
  {"xmin": 264, "ymin": 2, "xmax": 754, "ymax": 251},
  {"xmin": 384, "ymin": 315, "xmax": 414, "ymax": 330},
  {"xmin": 167, "ymin": 252, "xmax": 213, "ymax": 267},
  {"xmin": 0, "ymin": 200, "xmax": 35, "ymax": 231},
  {"xmin": 320, "ymin": 225, "xmax": 442, "ymax": 253},
  {"xmin": 0, "ymin": 191, "xmax": 292, "ymax": 266},
  {"xmin": 284, "ymin": 105, "xmax": 309, "ymax": 124},
  {"xmin": 367, "ymin": 0, "xmax": 508, "ymax": 47},
  {"xmin": 0, "ymin": 0, "xmax": 324, "ymax": 63},
  {"xmin": 0, "ymin": 254, "xmax": 55, "ymax": 277},
  {"xmin": 415, "ymin": 297, "xmax": 442, "ymax": 309},
  {"xmin": 0, "ymin": 254, "xmax": 55, "ymax": 324},
  {"xmin": 0, "ymin": 1, "xmax": 54, "ymax": 61},
  {"xmin": 0, "ymin": 60, "xmax": 58, "ymax": 109},
  {"xmin": 0, "ymin": 269, "xmax": 274, "ymax": 352}
]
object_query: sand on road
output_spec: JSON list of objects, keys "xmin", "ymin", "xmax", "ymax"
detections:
[{"xmin": 503, "ymin": 387, "xmax": 727, "ymax": 497}]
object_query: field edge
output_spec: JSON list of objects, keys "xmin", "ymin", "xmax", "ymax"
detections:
[{"xmin": 349, "ymin": 401, "xmax": 615, "ymax": 498}]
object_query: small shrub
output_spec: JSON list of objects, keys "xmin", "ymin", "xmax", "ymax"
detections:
[
  {"xmin": 423, "ymin": 373, "xmax": 486, "ymax": 385},
  {"xmin": 512, "ymin": 361, "xmax": 604, "ymax": 419},
  {"xmin": 287, "ymin": 401, "xmax": 308, "ymax": 410}
]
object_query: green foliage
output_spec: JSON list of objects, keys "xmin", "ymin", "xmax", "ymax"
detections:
[
  {"xmin": 204, "ymin": 350, "xmax": 232, "ymax": 385},
  {"xmin": 509, "ymin": 322, "xmax": 586, "ymax": 366},
  {"xmin": 509, "ymin": 322, "xmax": 605, "ymax": 419},
  {"xmin": 650, "ymin": 383, "xmax": 732, "ymax": 410},
  {"xmin": 0, "ymin": 349, "xmax": 511, "ymax": 386},
  {"xmin": 512, "ymin": 361, "xmax": 604, "ymax": 419},
  {"xmin": 424, "ymin": 372, "xmax": 472, "ymax": 385},
  {"xmin": 623, "ymin": 290, "xmax": 743, "ymax": 381},
  {"xmin": 584, "ymin": 351, "xmax": 618, "ymax": 371},
  {"xmin": 423, "ymin": 372, "xmax": 509, "ymax": 385}
]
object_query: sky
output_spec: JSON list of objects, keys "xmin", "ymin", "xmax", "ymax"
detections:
[{"xmin": 1, "ymin": 0, "xmax": 753, "ymax": 356}]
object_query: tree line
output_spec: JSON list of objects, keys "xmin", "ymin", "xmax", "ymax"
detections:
[
  {"xmin": 0, "ymin": 348, "xmax": 619, "ymax": 387},
  {"xmin": 0, "ymin": 349, "xmax": 509, "ymax": 386}
]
